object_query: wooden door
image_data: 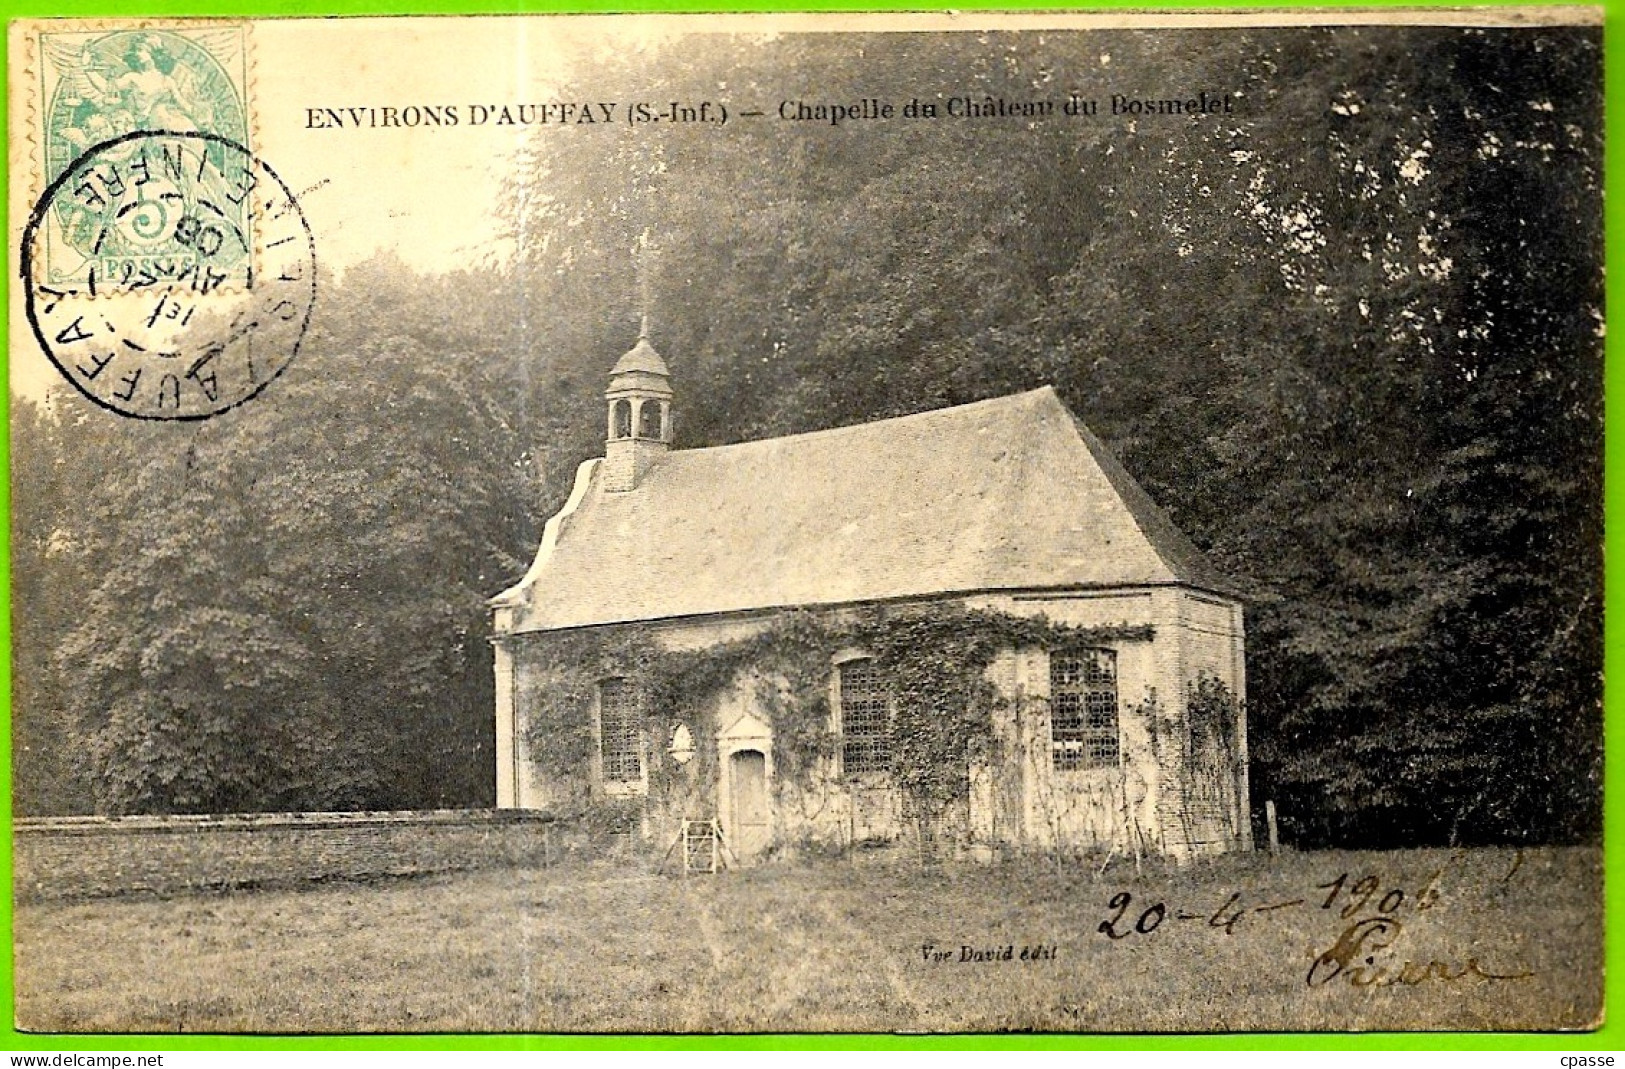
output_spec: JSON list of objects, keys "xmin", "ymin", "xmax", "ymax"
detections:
[{"xmin": 729, "ymin": 749, "xmax": 770, "ymax": 861}]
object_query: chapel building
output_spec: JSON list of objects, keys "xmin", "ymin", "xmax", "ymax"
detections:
[{"xmin": 490, "ymin": 335, "xmax": 1250, "ymax": 861}]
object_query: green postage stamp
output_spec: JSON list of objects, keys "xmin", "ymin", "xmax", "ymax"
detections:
[
  {"xmin": 33, "ymin": 25, "xmax": 251, "ymax": 288},
  {"xmin": 15, "ymin": 20, "xmax": 313, "ymax": 421}
]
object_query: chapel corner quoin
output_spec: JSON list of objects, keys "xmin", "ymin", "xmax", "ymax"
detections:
[{"xmin": 487, "ymin": 333, "xmax": 1250, "ymax": 863}]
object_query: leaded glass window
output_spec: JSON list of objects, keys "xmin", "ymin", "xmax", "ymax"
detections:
[
  {"xmin": 1051, "ymin": 649, "xmax": 1119, "ymax": 771},
  {"xmin": 599, "ymin": 678, "xmax": 642, "ymax": 783},
  {"xmin": 839, "ymin": 659, "xmax": 891, "ymax": 775}
]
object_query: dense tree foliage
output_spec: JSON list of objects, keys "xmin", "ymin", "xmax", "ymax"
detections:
[
  {"xmin": 12, "ymin": 27, "xmax": 1600, "ymax": 844},
  {"xmin": 16, "ymin": 265, "xmax": 535, "ymax": 812}
]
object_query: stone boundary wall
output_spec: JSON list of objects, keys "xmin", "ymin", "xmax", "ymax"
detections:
[{"xmin": 13, "ymin": 809, "xmax": 562, "ymax": 902}]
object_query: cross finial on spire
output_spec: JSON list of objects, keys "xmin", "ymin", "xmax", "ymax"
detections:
[{"xmin": 635, "ymin": 227, "xmax": 653, "ymax": 343}]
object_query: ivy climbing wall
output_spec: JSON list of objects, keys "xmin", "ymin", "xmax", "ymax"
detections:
[{"xmin": 499, "ymin": 594, "xmax": 1245, "ymax": 862}]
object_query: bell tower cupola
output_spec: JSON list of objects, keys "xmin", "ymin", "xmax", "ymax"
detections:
[{"xmin": 602, "ymin": 323, "xmax": 672, "ymax": 493}]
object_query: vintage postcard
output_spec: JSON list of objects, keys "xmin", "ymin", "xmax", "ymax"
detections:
[{"xmin": 7, "ymin": 10, "xmax": 1603, "ymax": 1035}]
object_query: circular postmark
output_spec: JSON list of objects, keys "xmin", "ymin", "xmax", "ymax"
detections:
[{"xmin": 21, "ymin": 129, "xmax": 316, "ymax": 420}]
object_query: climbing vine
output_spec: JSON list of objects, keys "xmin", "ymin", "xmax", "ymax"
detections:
[
  {"xmin": 517, "ymin": 604, "xmax": 1154, "ymax": 832},
  {"xmin": 1182, "ymin": 674, "xmax": 1247, "ymax": 850}
]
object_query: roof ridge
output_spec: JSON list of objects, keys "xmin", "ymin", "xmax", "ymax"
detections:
[{"xmin": 671, "ymin": 386, "xmax": 1056, "ymax": 459}]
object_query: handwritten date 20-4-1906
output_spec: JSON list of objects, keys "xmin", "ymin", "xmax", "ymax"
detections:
[{"xmin": 1096, "ymin": 865, "xmax": 1535, "ymax": 990}]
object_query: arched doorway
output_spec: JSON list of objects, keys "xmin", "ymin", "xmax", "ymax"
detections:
[
  {"xmin": 717, "ymin": 710, "xmax": 773, "ymax": 863},
  {"xmin": 728, "ymin": 749, "xmax": 770, "ymax": 860}
]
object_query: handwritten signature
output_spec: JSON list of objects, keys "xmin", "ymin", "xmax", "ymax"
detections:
[{"xmin": 1307, "ymin": 916, "xmax": 1534, "ymax": 988}]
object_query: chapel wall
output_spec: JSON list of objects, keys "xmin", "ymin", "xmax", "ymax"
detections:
[
  {"xmin": 1170, "ymin": 590, "xmax": 1250, "ymax": 856},
  {"xmin": 506, "ymin": 587, "xmax": 1247, "ymax": 861},
  {"xmin": 975, "ymin": 586, "xmax": 1249, "ymax": 860}
]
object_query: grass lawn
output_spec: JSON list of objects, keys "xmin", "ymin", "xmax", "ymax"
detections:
[{"xmin": 13, "ymin": 845, "xmax": 1601, "ymax": 1034}]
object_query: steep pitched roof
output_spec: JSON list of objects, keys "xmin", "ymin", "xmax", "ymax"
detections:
[{"xmin": 495, "ymin": 387, "xmax": 1234, "ymax": 633}]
